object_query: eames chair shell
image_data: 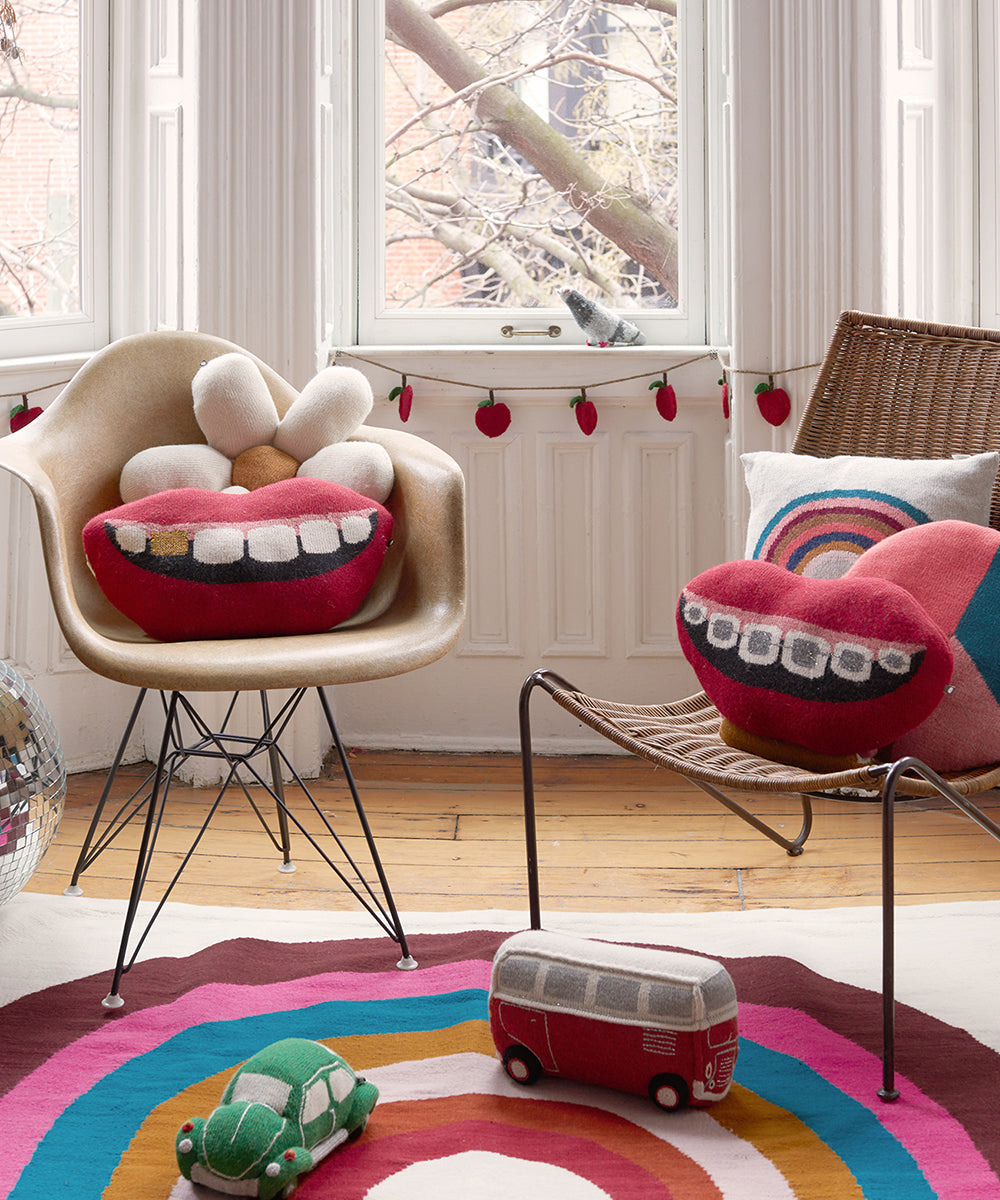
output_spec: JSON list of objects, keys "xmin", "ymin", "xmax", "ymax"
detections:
[{"xmin": 0, "ymin": 331, "xmax": 466, "ymax": 693}]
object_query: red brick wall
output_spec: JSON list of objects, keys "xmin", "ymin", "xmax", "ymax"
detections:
[{"xmin": 0, "ymin": 1, "xmax": 79, "ymax": 317}]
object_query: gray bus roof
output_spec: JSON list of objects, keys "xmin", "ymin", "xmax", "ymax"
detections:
[{"xmin": 492, "ymin": 930, "xmax": 732, "ymax": 987}]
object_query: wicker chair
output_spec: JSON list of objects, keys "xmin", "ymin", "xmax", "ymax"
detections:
[{"xmin": 519, "ymin": 309, "xmax": 1000, "ymax": 1099}]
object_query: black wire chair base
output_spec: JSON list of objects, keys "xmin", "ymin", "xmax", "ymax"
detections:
[
  {"xmin": 64, "ymin": 686, "xmax": 416, "ymax": 1007},
  {"xmin": 518, "ymin": 669, "xmax": 1000, "ymax": 1102}
]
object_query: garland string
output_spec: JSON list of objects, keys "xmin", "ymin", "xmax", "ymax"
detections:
[
  {"xmin": 335, "ymin": 349, "xmax": 718, "ymax": 393},
  {"xmin": 335, "ymin": 348, "xmax": 822, "ymax": 394},
  {"xmin": 0, "ymin": 378, "xmax": 72, "ymax": 403}
]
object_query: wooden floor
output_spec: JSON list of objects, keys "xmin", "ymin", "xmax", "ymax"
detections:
[{"xmin": 25, "ymin": 751, "xmax": 1000, "ymax": 914}]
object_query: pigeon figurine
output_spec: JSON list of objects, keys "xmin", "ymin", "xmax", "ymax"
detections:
[{"xmin": 559, "ymin": 287, "xmax": 646, "ymax": 346}]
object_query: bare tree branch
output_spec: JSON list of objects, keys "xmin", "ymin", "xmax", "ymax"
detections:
[
  {"xmin": 385, "ymin": 0, "xmax": 678, "ymax": 298},
  {"xmin": 0, "ymin": 82, "xmax": 76, "ymax": 109}
]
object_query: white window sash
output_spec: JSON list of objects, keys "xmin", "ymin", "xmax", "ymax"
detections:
[{"xmin": 352, "ymin": 0, "xmax": 708, "ymax": 348}]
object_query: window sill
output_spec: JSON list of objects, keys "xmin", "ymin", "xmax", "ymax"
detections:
[{"xmin": 334, "ymin": 343, "xmax": 723, "ymax": 397}]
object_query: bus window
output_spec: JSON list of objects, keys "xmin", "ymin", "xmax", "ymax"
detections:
[
  {"xmin": 701, "ymin": 970, "xmax": 738, "ymax": 1016},
  {"xmin": 542, "ymin": 963, "xmax": 589, "ymax": 1006},
  {"xmin": 594, "ymin": 972, "xmax": 641, "ymax": 1016},
  {"xmin": 496, "ymin": 954, "xmax": 539, "ymax": 996},
  {"xmin": 647, "ymin": 980, "xmax": 696, "ymax": 1022}
]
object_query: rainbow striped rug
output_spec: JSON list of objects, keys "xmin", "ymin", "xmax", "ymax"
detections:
[{"xmin": 1, "ymin": 896, "xmax": 998, "ymax": 1198}]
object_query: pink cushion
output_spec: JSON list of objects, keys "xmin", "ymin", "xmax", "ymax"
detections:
[
  {"xmin": 676, "ymin": 559, "xmax": 953, "ymax": 758},
  {"xmin": 845, "ymin": 520, "xmax": 1000, "ymax": 770},
  {"xmin": 83, "ymin": 478, "xmax": 392, "ymax": 641}
]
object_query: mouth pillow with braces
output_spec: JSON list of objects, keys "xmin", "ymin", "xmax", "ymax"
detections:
[{"xmin": 676, "ymin": 558, "xmax": 953, "ymax": 771}]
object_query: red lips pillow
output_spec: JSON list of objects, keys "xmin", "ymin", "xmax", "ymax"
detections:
[
  {"xmin": 676, "ymin": 560, "xmax": 953, "ymax": 760},
  {"xmin": 83, "ymin": 478, "xmax": 392, "ymax": 641}
]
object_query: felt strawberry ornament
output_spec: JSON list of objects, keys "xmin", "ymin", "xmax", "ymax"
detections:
[
  {"xmin": 754, "ymin": 377, "xmax": 791, "ymax": 426},
  {"xmin": 718, "ymin": 375, "xmax": 730, "ymax": 420},
  {"xmin": 9, "ymin": 394, "xmax": 42, "ymax": 432},
  {"xmin": 389, "ymin": 376, "xmax": 414, "ymax": 422},
  {"xmin": 648, "ymin": 374, "xmax": 677, "ymax": 421},
  {"xmin": 571, "ymin": 389, "xmax": 597, "ymax": 435},
  {"xmin": 475, "ymin": 391, "xmax": 511, "ymax": 438}
]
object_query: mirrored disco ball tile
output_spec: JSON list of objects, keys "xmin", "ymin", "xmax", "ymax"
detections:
[{"xmin": 0, "ymin": 661, "xmax": 66, "ymax": 905}]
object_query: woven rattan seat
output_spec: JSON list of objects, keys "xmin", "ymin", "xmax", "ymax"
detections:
[{"xmin": 519, "ymin": 309, "xmax": 1000, "ymax": 1100}]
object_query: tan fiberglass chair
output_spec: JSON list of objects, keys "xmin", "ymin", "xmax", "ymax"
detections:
[
  {"xmin": 519, "ymin": 310, "xmax": 1000, "ymax": 1100},
  {"xmin": 0, "ymin": 331, "xmax": 465, "ymax": 1006}
]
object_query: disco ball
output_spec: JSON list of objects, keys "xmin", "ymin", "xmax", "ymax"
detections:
[{"xmin": 0, "ymin": 661, "xmax": 66, "ymax": 905}]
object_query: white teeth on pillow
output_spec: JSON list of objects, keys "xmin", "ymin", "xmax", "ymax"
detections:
[
  {"xmin": 113, "ymin": 523, "xmax": 148, "ymax": 555},
  {"xmin": 192, "ymin": 526, "xmax": 245, "ymax": 564},
  {"xmin": 109, "ymin": 512, "xmax": 375, "ymax": 567},
  {"xmin": 247, "ymin": 524, "xmax": 299, "ymax": 563}
]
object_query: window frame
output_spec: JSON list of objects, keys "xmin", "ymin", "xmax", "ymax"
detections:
[
  {"xmin": 353, "ymin": 0, "xmax": 708, "ymax": 348},
  {"xmin": 0, "ymin": 0, "xmax": 110, "ymax": 360}
]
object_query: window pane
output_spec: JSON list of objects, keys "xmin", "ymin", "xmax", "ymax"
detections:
[
  {"xmin": 0, "ymin": 1, "xmax": 81, "ymax": 322},
  {"xmin": 383, "ymin": 0, "xmax": 680, "ymax": 317}
]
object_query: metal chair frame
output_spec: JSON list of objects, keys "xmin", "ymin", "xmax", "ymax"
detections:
[{"xmin": 68, "ymin": 686, "xmax": 415, "ymax": 1007}]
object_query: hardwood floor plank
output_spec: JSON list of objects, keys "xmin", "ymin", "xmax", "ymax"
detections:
[{"xmin": 23, "ymin": 754, "xmax": 1000, "ymax": 915}]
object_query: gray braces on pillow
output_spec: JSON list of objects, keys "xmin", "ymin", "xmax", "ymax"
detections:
[{"xmin": 680, "ymin": 591, "xmax": 925, "ymax": 702}]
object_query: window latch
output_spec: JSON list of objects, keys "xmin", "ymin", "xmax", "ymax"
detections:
[{"xmin": 501, "ymin": 325, "xmax": 562, "ymax": 339}]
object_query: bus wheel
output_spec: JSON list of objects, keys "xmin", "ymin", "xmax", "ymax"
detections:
[
  {"xmin": 503, "ymin": 1046, "xmax": 542, "ymax": 1085},
  {"xmin": 649, "ymin": 1074, "xmax": 689, "ymax": 1111}
]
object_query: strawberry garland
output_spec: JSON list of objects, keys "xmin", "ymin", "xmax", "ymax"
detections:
[
  {"xmin": 9, "ymin": 393, "xmax": 42, "ymax": 432},
  {"xmin": 375, "ymin": 354, "xmax": 809, "ymax": 438},
  {"xmin": 570, "ymin": 388, "xmax": 598, "ymax": 435},
  {"xmin": 388, "ymin": 376, "xmax": 414, "ymax": 422},
  {"xmin": 753, "ymin": 375, "xmax": 791, "ymax": 426},
  {"xmin": 475, "ymin": 390, "xmax": 512, "ymax": 438},
  {"xmin": 648, "ymin": 373, "xmax": 677, "ymax": 421}
]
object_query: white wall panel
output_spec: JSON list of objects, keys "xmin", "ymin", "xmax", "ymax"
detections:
[
  {"xmin": 455, "ymin": 434, "xmax": 524, "ymax": 658},
  {"xmin": 623, "ymin": 433, "xmax": 693, "ymax": 658},
  {"xmin": 538, "ymin": 434, "xmax": 609, "ymax": 658}
]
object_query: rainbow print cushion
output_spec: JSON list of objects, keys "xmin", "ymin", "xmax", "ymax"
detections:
[{"xmin": 742, "ymin": 451, "xmax": 999, "ymax": 578}]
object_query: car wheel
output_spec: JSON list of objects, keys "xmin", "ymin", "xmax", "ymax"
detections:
[
  {"xmin": 348, "ymin": 1113, "xmax": 369, "ymax": 1142},
  {"xmin": 649, "ymin": 1073, "xmax": 689, "ymax": 1111},
  {"xmin": 502, "ymin": 1045, "xmax": 542, "ymax": 1085}
]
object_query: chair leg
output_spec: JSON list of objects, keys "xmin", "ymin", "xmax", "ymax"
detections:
[
  {"xmin": 878, "ymin": 768, "xmax": 899, "ymax": 1101},
  {"xmin": 316, "ymin": 687, "xmax": 416, "ymax": 969},
  {"xmin": 260, "ymin": 691, "xmax": 295, "ymax": 873},
  {"xmin": 518, "ymin": 671, "xmax": 550, "ymax": 930},
  {"xmin": 875, "ymin": 755, "xmax": 1000, "ymax": 1101},
  {"xmin": 103, "ymin": 691, "xmax": 182, "ymax": 1008},
  {"xmin": 63, "ymin": 688, "xmax": 150, "ymax": 894}
]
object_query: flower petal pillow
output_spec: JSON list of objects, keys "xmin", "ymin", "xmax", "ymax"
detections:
[
  {"xmin": 676, "ymin": 560, "xmax": 953, "ymax": 761},
  {"xmin": 742, "ymin": 451, "xmax": 999, "ymax": 578},
  {"xmin": 83, "ymin": 478, "xmax": 392, "ymax": 641},
  {"xmin": 845, "ymin": 519, "xmax": 1000, "ymax": 771}
]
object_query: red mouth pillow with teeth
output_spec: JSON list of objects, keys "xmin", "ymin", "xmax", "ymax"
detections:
[
  {"xmin": 676, "ymin": 559, "xmax": 953, "ymax": 762},
  {"xmin": 83, "ymin": 477, "xmax": 392, "ymax": 641}
]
